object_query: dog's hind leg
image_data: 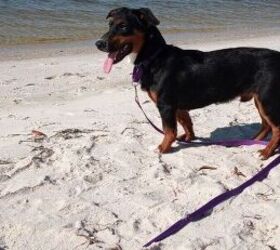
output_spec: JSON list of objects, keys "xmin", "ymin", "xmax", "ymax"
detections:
[
  {"xmin": 255, "ymin": 96, "xmax": 280, "ymax": 159},
  {"xmin": 259, "ymin": 127, "xmax": 280, "ymax": 159},
  {"xmin": 253, "ymin": 97, "xmax": 271, "ymax": 140},
  {"xmin": 176, "ymin": 110, "xmax": 195, "ymax": 141}
]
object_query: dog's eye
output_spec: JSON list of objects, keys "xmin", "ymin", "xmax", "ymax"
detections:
[
  {"xmin": 109, "ymin": 21, "xmax": 113, "ymax": 27},
  {"xmin": 119, "ymin": 23, "xmax": 127, "ymax": 30}
]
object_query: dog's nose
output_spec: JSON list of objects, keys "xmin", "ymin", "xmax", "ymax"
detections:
[{"xmin": 95, "ymin": 40, "xmax": 107, "ymax": 51}]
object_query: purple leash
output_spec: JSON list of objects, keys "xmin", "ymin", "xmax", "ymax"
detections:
[
  {"xmin": 144, "ymin": 155, "xmax": 280, "ymax": 247},
  {"xmin": 133, "ymin": 86, "xmax": 280, "ymax": 248}
]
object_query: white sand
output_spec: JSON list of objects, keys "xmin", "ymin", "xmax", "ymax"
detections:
[{"xmin": 1, "ymin": 36, "xmax": 280, "ymax": 250}]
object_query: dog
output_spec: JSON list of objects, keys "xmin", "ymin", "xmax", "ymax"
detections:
[{"xmin": 95, "ymin": 7, "xmax": 280, "ymax": 159}]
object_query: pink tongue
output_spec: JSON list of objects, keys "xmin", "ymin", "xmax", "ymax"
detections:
[
  {"xmin": 103, "ymin": 51, "xmax": 118, "ymax": 74},
  {"xmin": 103, "ymin": 53, "xmax": 116, "ymax": 74}
]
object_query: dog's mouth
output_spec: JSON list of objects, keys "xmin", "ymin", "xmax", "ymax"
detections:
[{"xmin": 104, "ymin": 43, "xmax": 133, "ymax": 73}]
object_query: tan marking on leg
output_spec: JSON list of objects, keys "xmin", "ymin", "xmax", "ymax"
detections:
[
  {"xmin": 176, "ymin": 110, "xmax": 195, "ymax": 141},
  {"xmin": 259, "ymin": 127, "xmax": 280, "ymax": 159},
  {"xmin": 254, "ymin": 123, "xmax": 271, "ymax": 141},
  {"xmin": 254, "ymin": 95, "xmax": 280, "ymax": 159},
  {"xmin": 158, "ymin": 127, "xmax": 177, "ymax": 153},
  {"xmin": 253, "ymin": 97, "xmax": 271, "ymax": 140}
]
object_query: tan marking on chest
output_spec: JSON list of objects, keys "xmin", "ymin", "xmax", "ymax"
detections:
[{"xmin": 147, "ymin": 90, "xmax": 158, "ymax": 103}]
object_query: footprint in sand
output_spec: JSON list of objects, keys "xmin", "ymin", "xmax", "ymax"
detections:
[
  {"xmin": 84, "ymin": 108, "xmax": 97, "ymax": 113},
  {"xmin": 45, "ymin": 75, "xmax": 56, "ymax": 80},
  {"xmin": 0, "ymin": 174, "xmax": 10, "ymax": 182},
  {"xmin": 3, "ymin": 78, "xmax": 17, "ymax": 85},
  {"xmin": 83, "ymin": 173, "xmax": 103, "ymax": 185},
  {"xmin": 133, "ymin": 219, "xmax": 141, "ymax": 232},
  {"xmin": 62, "ymin": 72, "xmax": 73, "ymax": 77},
  {"xmin": 62, "ymin": 72, "xmax": 87, "ymax": 78},
  {"xmin": 0, "ymin": 243, "xmax": 8, "ymax": 250},
  {"xmin": 25, "ymin": 83, "xmax": 35, "ymax": 87},
  {"xmin": 13, "ymin": 99, "xmax": 22, "ymax": 104},
  {"xmin": 148, "ymin": 245, "xmax": 163, "ymax": 250},
  {"xmin": 76, "ymin": 73, "xmax": 87, "ymax": 78}
]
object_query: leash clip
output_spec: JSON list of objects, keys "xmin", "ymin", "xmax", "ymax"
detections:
[{"xmin": 132, "ymin": 80, "xmax": 139, "ymax": 87}]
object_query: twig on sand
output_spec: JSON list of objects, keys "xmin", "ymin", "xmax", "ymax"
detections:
[
  {"xmin": 75, "ymin": 220, "xmax": 104, "ymax": 248},
  {"xmin": 75, "ymin": 219, "xmax": 123, "ymax": 249},
  {"xmin": 120, "ymin": 127, "xmax": 135, "ymax": 135},
  {"xmin": 19, "ymin": 129, "xmax": 48, "ymax": 144},
  {"xmin": 0, "ymin": 160, "xmax": 13, "ymax": 165},
  {"xmin": 198, "ymin": 166, "xmax": 217, "ymax": 171},
  {"xmin": 51, "ymin": 128, "xmax": 94, "ymax": 140},
  {"xmin": 51, "ymin": 128, "xmax": 108, "ymax": 140},
  {"xmin": 158, "ymin": 154, "xmax": 171, "ymax": 174},
  {"xmin": 234, "ymin": 167, "xmax": 246, "ymax": 177},
  {"xmin": 32, "ymin": 130, "xmax": 47, "ymax": 142}
]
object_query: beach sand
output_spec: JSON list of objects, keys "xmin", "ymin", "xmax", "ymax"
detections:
[{"xmin": 1, "ymin": 36, "xmax": 280, "ymax": 250}]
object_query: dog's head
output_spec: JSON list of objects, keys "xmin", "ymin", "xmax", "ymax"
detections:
[{"xmin": 95, "ymin": 7, "xmax": 160, "ymax": 73}]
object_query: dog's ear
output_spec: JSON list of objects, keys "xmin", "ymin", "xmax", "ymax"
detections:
[
  {"xmin": 106, "ymin": 7, "xmax": 126, "ymax": 19},
  {"xmin": 134, "ymin": 8, "xmax": 160, "ymax": 26},
  {"xmin": 106, "ymin": 9, "xmax": 118, "ymax": 19}
]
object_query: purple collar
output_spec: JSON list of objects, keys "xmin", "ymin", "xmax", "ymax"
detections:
[
  {"xmin": 132, "ymin": 64, "xmax": 143, "ymax": 83},
  {"xmin": 132, "ymin": 47, "xmax": 165, "ymax": 84}
]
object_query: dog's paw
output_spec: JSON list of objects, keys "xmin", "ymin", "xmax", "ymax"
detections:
[
  {"xmin": 157, "ymin": 143, "xmax": 171, "ymax": 154},
  {"xmin": 258, "ymin": 148, "xmax": 271, "ymax": 160},
  {"xmin": 177, "ymin": 133, "xmax": 195, "ymax": 142}
]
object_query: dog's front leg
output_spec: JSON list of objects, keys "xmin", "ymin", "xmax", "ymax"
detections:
[{"xmin": 157, "ymin": 102, "xmax": 177, "ymax": 153}]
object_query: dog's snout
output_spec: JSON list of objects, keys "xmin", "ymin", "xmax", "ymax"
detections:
[{"xmin": 95, "ymin": 39, "xmax": 107, "ymax": 51}]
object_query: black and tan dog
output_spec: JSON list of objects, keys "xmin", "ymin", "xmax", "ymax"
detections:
[{"xmin": 95, "ymin": 7, "xmax": 280, "ymax": 159}]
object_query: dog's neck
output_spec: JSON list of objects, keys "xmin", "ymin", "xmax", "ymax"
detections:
[{"xmin": 134, "ymin": 26, "xmax": 166, "ymax": 65}]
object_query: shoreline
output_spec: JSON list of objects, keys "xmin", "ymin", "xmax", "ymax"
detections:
[{"xmin": 1, "ymin": 29, "xmax": 280, "ymax": 62}]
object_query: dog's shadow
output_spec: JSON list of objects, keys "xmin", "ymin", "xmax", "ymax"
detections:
[
  {"xmin": 209, "ymin": 123, "xmax": 262, "ymax": 140},
  {"xmin": 172, "ymin": 122, "xmax": 269, "ymax": 152}
]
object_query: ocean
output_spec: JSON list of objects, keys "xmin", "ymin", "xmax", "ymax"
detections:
[{"xmin": 1, "ymin": 0, "xmax": 280, "ymax": 46}]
